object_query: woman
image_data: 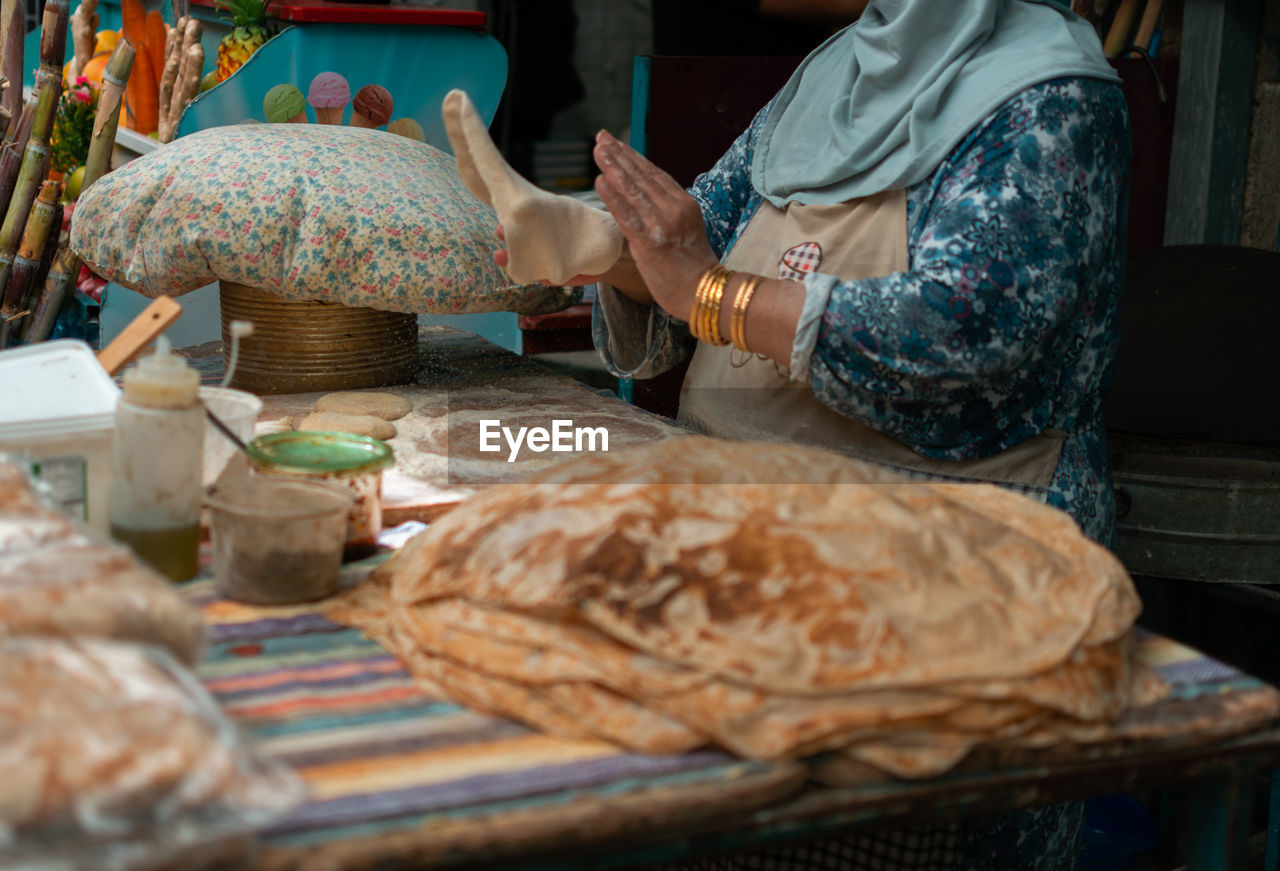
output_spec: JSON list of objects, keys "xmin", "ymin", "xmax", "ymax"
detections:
[
  {"xmin": 503, "ymin": 0, "xmax": 1128, "ymax": 552},
  {"xmin": 499, "ymin": 1, "xmax": 1127, "ymax": 865}
]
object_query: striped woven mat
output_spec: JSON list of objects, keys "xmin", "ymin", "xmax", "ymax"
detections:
[
  {"xmin": 184, "ymin": 554, "xmax": 802, "ymax": 871},
  {"xmin": 183, "ymin": 551, "xmax": 1278, "ymax": 871}
]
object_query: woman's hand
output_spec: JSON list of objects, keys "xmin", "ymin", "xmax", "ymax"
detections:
[{"xmin": 591, "ymin": 130, "xmax": 718, "ymax": 321}]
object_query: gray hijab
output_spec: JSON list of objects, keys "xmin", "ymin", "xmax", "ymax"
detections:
[{"xmin": 750, "ymin": 0, "xmax": 1120, "ymax": 207}]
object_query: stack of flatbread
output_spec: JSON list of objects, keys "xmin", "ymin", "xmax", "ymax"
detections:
[{"xmin": 335, "ymin": 438, "xmax": 1167, "ymax": 778}]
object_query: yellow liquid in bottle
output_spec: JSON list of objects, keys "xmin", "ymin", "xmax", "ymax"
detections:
[{"xmin": 110, "ymin": 524, "xmax": 201, "ymax": 582}]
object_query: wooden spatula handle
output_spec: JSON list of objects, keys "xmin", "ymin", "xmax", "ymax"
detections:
[{"xmin": 96, "ymin": 295, "xmax": 183, "ymax": 376}]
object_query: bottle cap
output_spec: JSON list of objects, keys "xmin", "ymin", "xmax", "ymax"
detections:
[{"xmin": 122, "ymin": 336, "xmax": 201, "ymax": 409}]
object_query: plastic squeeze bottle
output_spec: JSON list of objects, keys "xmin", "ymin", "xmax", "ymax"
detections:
[{"xmin": 109, "ymin": 337, "xmax": 204, "ymax": 581}]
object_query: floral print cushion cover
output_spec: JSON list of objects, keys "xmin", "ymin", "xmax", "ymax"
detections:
[{"xmin": 70, "ymin": 125, "xmax": 579, "ymax": 315}]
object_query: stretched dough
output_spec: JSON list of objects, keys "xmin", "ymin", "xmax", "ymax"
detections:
[
  {"xmin": 300, "ymin": 412, "xmax": 397, "ymax": 441},
  {"xmin": 316, "ymin": 392, "xmax": 411, "ymax": 421},
  {"xmin": 442, "ymin": 89, "xmax": 624, "ymax": 286}
]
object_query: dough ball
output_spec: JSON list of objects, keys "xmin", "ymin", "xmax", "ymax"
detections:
[
  {"xmin": 299, "ymin": 412, "xmax": 397, "ymax": 441},
  {"xmin": 315, "ymin": 392, "xmax": 411, "ymax": 421}
]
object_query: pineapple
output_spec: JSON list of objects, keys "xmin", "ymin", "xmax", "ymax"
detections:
[{"xmin": 214, "ymin": 0, "xmax": 274, "ymax": 83}]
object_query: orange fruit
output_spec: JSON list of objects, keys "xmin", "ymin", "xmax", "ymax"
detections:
[
  {"xmin": 93, "ymin": 30, "xmax": 119, "ymax": 55},
  {"xmin": 79, "ymin": 51, "xmax": 111, "ymax": 88}
]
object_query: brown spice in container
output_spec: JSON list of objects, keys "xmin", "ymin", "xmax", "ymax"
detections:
[{"xmin": 221, "ymin": 547, "xmax": 341, "ymax": 605}]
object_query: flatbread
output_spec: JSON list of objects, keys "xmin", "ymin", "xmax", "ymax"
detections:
[
  {"xmin": 316, "ymin": 392, "xmax": 412, "ymax": 421},
  {"xmin": 336, "ymin": 438, "xmax": 1162, "ymax": 774},
  {"xmin": 382, "ymin": 438, "xmax": 1139, "ymax": 694},
  {"xmin": 406, "ymin": 599, "xmax": 966, "ymax": 758}
]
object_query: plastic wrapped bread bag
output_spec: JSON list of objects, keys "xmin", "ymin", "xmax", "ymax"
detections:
[
  {"xmin": 0, "ymin": 639, "xmax": 304, "ymax": 870},
  {"xmin": 0, "ymin": 456, "xmax": 206, "ymax": 666}
]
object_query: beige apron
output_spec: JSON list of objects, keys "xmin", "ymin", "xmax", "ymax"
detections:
[{"xmin": 678, "ymin": 191, "xmax": 1064, "ymax": 489}]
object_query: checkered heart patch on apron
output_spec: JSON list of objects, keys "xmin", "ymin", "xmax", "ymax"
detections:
[{"xmin": 778, "ymin": 241, "xmax": 824, "ymax": 280}]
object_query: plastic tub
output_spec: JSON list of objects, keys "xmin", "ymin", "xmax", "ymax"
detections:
[
  {"xmin": 246, "ymin": 431, "xmax": 394, "ymax": 559},
  {"xmin": 206, "ymin": 477, "xmax": 354, "ymax": 604},
  {"xmin": 0, "ymin": 341, "xmax": 119, "ymax": 531},
  {"xmin": 199, "ymin": 386, "xmax": 263, "ymax": 487}
]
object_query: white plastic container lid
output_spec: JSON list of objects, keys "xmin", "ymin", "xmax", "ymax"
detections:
[{"xmin": 0, "ymin": 340, "xmax": 120, "ymax": 440}]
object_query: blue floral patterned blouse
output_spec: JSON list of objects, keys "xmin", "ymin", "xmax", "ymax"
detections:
[{"xmin": 594, "ymin": 76, "xmax": 1129, "ymax": 546}]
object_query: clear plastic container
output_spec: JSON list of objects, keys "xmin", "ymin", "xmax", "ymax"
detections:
[
  {"xmin": 199, "ymin": 386, "xmax": 263, "ymax": 487},
  {"xmin": 246, "ymin": 431, "xmax": 394, "ymax": 560},
  {"xmin": 206, "ymin": 476, "xmax": 354, "ymax": 604}
]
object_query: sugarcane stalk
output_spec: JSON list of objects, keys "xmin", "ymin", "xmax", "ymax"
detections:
[
  {"xmin": 0, "ymin": 98, "xmax": 33, "ymax": 287},
  {"xmin": 24, "ymin": 245, "xmax": 76, "ymax": 343},
  {"xmin": 1, "ymin": 0, "xmax": 22, "ymax": 138},
  {"xmin": 39, "ymin": 0, "xmax": 70, "ymax": 71},
  {"xmin": 17, "ymin": 189, "xmax": 61, "ymax": 333},
  {"xmin": 2, "ymin": 89, "xmax": 33, "ymax": 149},
  {"xmin": 17, "ymin": 197, "xmax": 64, "ymax": 343},
  {"xmin": 5, "ymin": 180, "xmax": 60, "ymax": 306},
  {"xmin": 0, "ymin": 92, "xmax": 35, "ymax": 225},
  {"xmin": 0, "ymin": 67, "xmax": 62, "ymax": 297},
  {"xmin": 83, "ymin": 40, "xmax": 135, "ymax": 195},
  {"xmin": 1, "ymin": 67, "xmax": 62, "ymax": 234},
  {"xmin": 23, "ymin": 41, "xmax": 134, "ymax": 345},
  {"xmin": 0, "ymin": 179, "xmax": 59, "ymax": 344}
]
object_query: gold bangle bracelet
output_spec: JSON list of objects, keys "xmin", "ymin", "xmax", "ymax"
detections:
[
  {"xmin": 704, "ymin": 268, "xmax": 732, "ymax": 346},
  {"xmin": 730, "ymin": 273, "xmax": 764, "ymax": 352},
  {"xmin": 701, "ymin": 267, "xmax": 727, "ymax": 345},
  {"xmin": 689, "ymin": 268, "xmax": 711, "ymax": 342},
  {"xmin": 689, "ymin": 264, "xmax": 729, "ymax": 344},
  {"xmin": 689, "ymin": 264, "xmax": 718, "ymax": 342}
]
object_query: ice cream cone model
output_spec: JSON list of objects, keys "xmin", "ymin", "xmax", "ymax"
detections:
[
  {"xmin": 307, "ymin": 72, "xmax": 349, "ymax": 125},
  {"xmin": 264, "ymin": 83, "xmax": 308, "ymax": 123},
  {"xmin": 349, "ymin": 84, "xmax": 393, "ymax": 129},
  {"xmin": 386, "ymin": 117, "xmax": 424, "ymax": 142},
  {"xmin": 442, "ymin": 88, "xmax": 624, "ymax": 286}
]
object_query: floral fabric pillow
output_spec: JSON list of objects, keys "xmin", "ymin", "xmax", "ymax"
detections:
[{"xmin": 71, "ymin": 125, "xmax": 578, "ymax": 315}]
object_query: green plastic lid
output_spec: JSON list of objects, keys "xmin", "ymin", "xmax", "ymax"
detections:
[{"xmin": 248, "ymin": 431, "xmax": 394, "ymax": 475}]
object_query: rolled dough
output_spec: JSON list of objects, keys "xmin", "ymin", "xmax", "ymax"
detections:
[
  {"xmin": 316, "ymin": 392, "xmax": 412, "ymax": 421},
  {"xmin": 300, "ymin": 412, "xmax": 397, "ymax": 441},
  {"xmin": 442, "ymin": 89, "xmax": 624, "ymax": 286}
]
